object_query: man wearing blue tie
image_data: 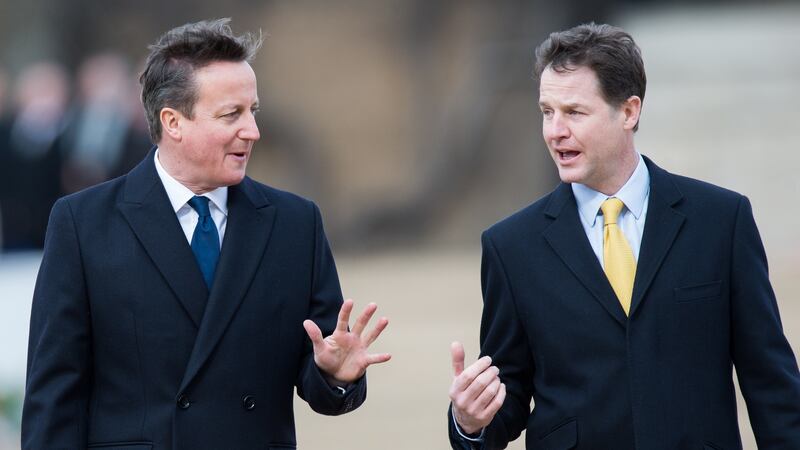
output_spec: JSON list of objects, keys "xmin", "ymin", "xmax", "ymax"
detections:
[
  {"xmin": 447, "ymin": 23, "xmax": 800, "ymax": 449},
  {"xmin": 22, "ymin": 18, "xmax": 390, "ymax": 449}
]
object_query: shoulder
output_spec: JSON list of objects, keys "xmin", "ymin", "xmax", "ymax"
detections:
[
  {"xmin": 241, "ymin": 177, "xmax": 315, "ymax": 207},
  {"xmin": 239, "ymin": 177, "xmax": 322, "ymax": 219},
  {"xmin": 57, "ymin": 175, "xmax": 127, "ymax": 215},
  {"xmin": 483, "ymin": 185, "xmax": 563, "ymax": 244},
  {"xmin": 646, "ymin": 157, "xmax": 746, "ymax": 214},
  {"xmin": 669, "ymin": 172, "xmax": 743, "ymax": 203}
]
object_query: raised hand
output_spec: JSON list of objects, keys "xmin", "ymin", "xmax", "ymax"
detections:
[
  {"xmin": 449, "ymin": 341, "xmax": 506, "ymax": 435},
  {"xmin": 303, "ymin": 299, "xmax": 391, "ymax": 384}
]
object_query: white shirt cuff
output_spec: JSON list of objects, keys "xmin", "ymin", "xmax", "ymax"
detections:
[{"xmin": 451, "ymin": 404, "xmax": 485, "ymax": 442}]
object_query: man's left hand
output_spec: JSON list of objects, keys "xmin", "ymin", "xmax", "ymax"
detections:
[{"xmin": 303, "ymin": 299, "xmax": 391, "ymax": 384}]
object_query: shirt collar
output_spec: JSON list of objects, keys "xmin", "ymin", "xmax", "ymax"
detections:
[
  {"xmin": 571, "ymin": 153, "xmax": 650, "ymax": 227},
  {"xmin": 153, "ymin": 148, "xmax": 228, "ymax": 216}
]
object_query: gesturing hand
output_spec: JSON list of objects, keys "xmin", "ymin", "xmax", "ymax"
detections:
[
  {"xmin": 303, "ymin": 299, "xmax": 391, "ymax": 384},
  {"xmin": 449, "ymin": 341, "xmax": 506, "ymax": 435}
]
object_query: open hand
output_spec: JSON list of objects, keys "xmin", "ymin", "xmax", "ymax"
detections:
[{"xmin": 304, "ymin": 299, "xmax": 391, "ymax": 384}]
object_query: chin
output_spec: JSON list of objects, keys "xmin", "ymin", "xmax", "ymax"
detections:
[
  {"xmin": 556, "ymin": 168, "xmax": 584, "ymax": 185},
  {"xmin": 220, "ymin": 172, "xmax": 247, "ymax": 187}
]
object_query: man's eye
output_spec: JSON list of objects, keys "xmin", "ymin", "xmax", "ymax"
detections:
[{"xmin": 251, "ymin": 108, "xmax": 260, "ymax": 116}]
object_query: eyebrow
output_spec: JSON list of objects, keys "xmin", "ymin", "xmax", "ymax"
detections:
[
  {"xmin": 216, "ymin": 101, "xmax": 260, "ymax": 111},
  {"xmin": 538, "ymin": 101, "xmax": 583, "ymax": 109}
]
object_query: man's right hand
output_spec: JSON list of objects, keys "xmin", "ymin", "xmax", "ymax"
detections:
[{"xmin": 448, "ymin": 341, "xmax": 506, "ymax": 435}]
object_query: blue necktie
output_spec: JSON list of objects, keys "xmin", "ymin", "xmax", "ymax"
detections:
[{"xmin": 187, "ymin": 196, "xmax": 220, "ymax": 289}]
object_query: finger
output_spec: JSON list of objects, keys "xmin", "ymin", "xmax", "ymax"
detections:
[
  {"xmin": 351, "ymin": 302, "xmax": 377, "ymax": 336},
  {"xmin": 363, "ymin": 317, "xmax": 388, "ymax": 346},
  {"xmin": 463, "ymin": 365, "xmax": 500, "ymax": 401},
  {"xmin": 303, "ymin": 319, "xmax": 325, "ymax": 354},
  {"xmin": 474, "ymin": 377, "xmax": 502, "ymax": 410},
  {"xmin": 485, "ymin": 383, "xmax": 507, "ymax": 416},
  {"xmin": 365, "ymin": 352, "xmax": 392, "ymax": 366},
  {"xmin": 336, "ymin": 299, "xmax": 354, "ymax": 332},
  {"xmin": 450, "ymin": 342, "xmax": 465, "ymax": 376},
  {"xmin": 453, "ymin": 356, "xmax": 493, "ymax": 392}
]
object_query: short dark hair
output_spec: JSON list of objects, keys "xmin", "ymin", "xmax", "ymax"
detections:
[
  {"xmin": 534, "ymin": 22, "xmax": 646, "ymax": 130},
  {"xmin": 139, "ymin": 18, "xmax": 263, "ymax": 143}
]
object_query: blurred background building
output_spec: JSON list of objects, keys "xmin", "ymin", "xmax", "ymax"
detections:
[{"xmin": 0, "ymin": 0, "xmax": 798, "ymax": 448}]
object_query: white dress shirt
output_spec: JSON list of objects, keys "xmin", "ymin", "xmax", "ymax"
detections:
[
  {"xmin": 153, "ymin": 149, "xmax": 228, "ymax": 247},
  {"xmin": 571, "ymin": 153, "xmax": 650, "ymax": 265}
]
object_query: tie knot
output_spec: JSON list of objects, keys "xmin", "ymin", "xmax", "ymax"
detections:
[
  {"xmin": 601, "ymin": 197, "xmax": 625, "ymax": 225},
  {"xmin": 188, "ymin": 196, "xmax": 211, "ymax": 217}
]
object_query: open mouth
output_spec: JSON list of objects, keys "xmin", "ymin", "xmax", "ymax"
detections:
[{"xmin": 557, "ymin": 150, "xmax": 580, "ymax": 162}]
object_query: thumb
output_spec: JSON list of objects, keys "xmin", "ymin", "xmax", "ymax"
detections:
[
  {"xmin": 450, "ymin": 341, "xmax": 465, "ymax": 376},
  {"xmin": 303, "ymin": 320, "xmax": 326, "ymax": 355}
]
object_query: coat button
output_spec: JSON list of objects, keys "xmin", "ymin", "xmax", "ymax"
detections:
[
  {"xmin": 177, "ymin": 394, "xmax": 190, "ymax": 409},
  {"xmin": 242, "ymin": 395, "xmax": 256, "ymax": 411}
]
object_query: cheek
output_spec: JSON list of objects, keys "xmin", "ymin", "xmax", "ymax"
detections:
[
  {"xmin": 203, "ymin": 134, "xmax": 230, "ymax": 160},
  {"xmin": 578, "ymin": 121, "xmax": 611, "ymax": 151}
]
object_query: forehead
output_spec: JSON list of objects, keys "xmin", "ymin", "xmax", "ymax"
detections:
[
  {"xmin": 193, "ymin": 60, "xmax": 258, "ymax": 104},
  {"xmin": 538, "ymin": 65, "xmax": 604, "ymax": 105}
]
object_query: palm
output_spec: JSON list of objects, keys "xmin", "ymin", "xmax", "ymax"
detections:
[{"xmin": 304, "ymin": 299, "xmax": 390, "ymax": 384}]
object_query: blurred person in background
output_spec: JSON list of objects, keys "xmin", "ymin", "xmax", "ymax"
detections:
[
  {"xmin": 0, "ymin": 62, "xmax": 69, "ymax": 251},
  {"xmin": 448, "ymin": 23, "xmax": 800, "ymax": 449},
  {"xmin": 0, "ymin": 67, "xmax": 8, "ymax": 119},
  {"xmin": 0, "ymin": 66, "xmax": 8, "ymax": 249},
  {"xmin": 59, "ymin": 52, "xmax": 151, "ymax": 194},
  {"xmin": 22, "ymin": 18, "xmax": 389, "ymax": 449}
]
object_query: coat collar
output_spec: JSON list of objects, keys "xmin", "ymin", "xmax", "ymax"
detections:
[
  {"xmin": 542, "ymin": 183, "xmax": 629, "ymax": 327},
  {"xmin": 118, "ymin": 147, "xmax": 277, "ymax": 390},
  {"xmin": 629, "ymin": 156, "xmax": 685, "ymax": 317},
  {"xmin": 179, "ymin": 167, "xmax": 276, "ymax": 392},
  {"xmin": 541, "ymin": 156, "xmax": 685, "ymax": 324},
  {"xmin": 118, "ymin": 147, "xmax": 209, "ymax": 327}
]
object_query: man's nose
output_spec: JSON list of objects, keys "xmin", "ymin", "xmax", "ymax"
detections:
[
  {"xmin": 544, "ymin": 114, "xmax": 569, "ymax": 141},
  {"xmin": 240, "ymin": 114, "xmax": 260, "ymax": 141}
]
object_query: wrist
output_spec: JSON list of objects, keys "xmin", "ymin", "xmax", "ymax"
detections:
[
  {"xmin": 453, "ymin": 407, "xmax": 481, "ymax": 435},
  {"xmin": 451, "ymin": 405, "xmax": 485, "ymax": 442},
  {"xmin": 318, "ymin": 365, "xmax": 353, "ymax": 389},
  {"xmin": 324, "ymin": 374, "xmax": 350, "ymax": 389},
  {"xmin": 459, "ymin": 422, "xmax": 482, "ymax": 436}
]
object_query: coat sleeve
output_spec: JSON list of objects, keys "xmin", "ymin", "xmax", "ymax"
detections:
[
  {"xmin": 295, "ymin": 203, "xmax": 366, "ymax": 415},
  {"xmin": 730, "ymin": 195, "xmax": 800, "ymax": 447},
  {"xmin": 22, "ymin": 198, "xmax": 92, "ymax": 449},
  {"xmin": 449, "ymin": 231, "xmax": 534, "ymax": 449}
]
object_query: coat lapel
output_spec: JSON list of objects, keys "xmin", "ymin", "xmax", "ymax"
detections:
[
  {"xmin": 629, "ymin": 157, "xmax": 685, "ymax": 317},
  {"xmin": 179, "ymin": 177, "xmax": 276, "ymax": 392},
  {"xmin": 542, "ymin": 183, "xmax": 628, "ymax": 327},
  {"xmin": 117, "ymin": 148, "xmax": 209, "ymax": 327}
]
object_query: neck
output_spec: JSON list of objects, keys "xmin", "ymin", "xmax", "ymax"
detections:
[
  {"xmin": 594, "ymin": 149, "xmax": 639, "ymax": 196},
  {"xmin": 157, "ymin": 145, "xmax": 213, "ymax": 195}
]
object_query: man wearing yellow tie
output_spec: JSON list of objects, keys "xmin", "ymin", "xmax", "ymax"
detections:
[{"xmin": 447, "ymin": 23, "xmax": 800, "ymax": 449}]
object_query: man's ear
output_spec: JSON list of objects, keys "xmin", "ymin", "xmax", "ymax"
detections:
[
  {"xmin": 621, "ymin": 95, "xmax": 642, "ymax": 131},
  {"xmin": 160, "ymin": 107, "xmax": 183, "ymax": 141}
]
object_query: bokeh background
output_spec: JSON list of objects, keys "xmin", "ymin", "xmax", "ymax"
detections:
[{"xmin": 1, "ymin": 1, "xmax": 798, "ymax": 448}]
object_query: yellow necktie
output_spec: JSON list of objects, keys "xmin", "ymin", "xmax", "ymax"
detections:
[{"xmin": 601, "ymin": 198, "xmax": 636, "ymax": 315}]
